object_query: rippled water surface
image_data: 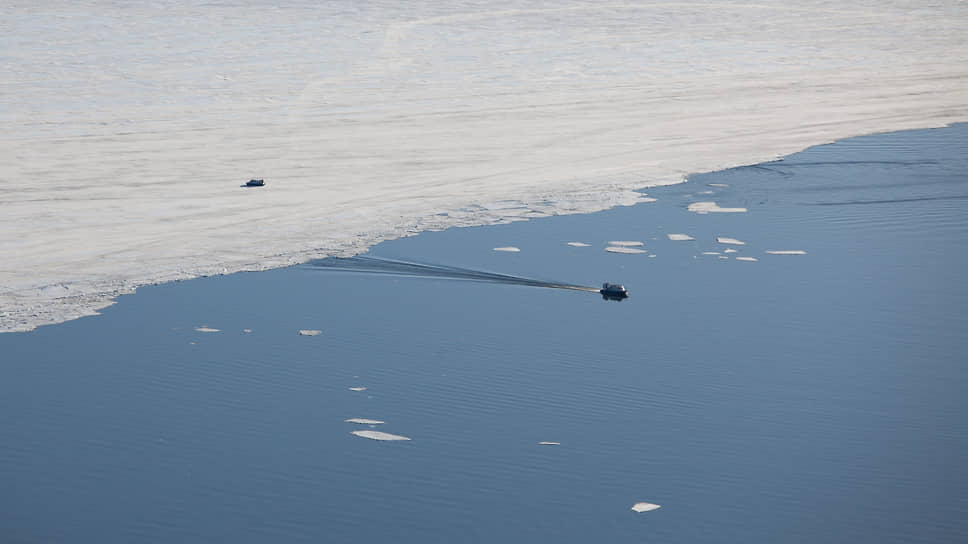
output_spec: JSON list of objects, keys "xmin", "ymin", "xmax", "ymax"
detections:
[{"xmin": 2, "ymin": 125, "xmax": 967, "ymax": 542}]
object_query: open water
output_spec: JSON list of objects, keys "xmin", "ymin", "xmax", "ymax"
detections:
[{"xmin": 2, "ymin": 125, "xmax": 967, "ymax": 542}]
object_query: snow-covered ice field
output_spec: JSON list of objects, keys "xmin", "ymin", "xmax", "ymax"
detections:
[{"xmin": 2, "ymin": 0, "xmax": 966, "ymax": 332}]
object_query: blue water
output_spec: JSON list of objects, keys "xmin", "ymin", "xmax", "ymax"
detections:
[{"xmin": 2, "ymin": 125, "xmax": 967, "ymax": 543}]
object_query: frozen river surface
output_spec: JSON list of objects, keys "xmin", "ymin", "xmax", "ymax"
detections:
[{"xmin": 2, "ymin": 0, "xmax": 967, "ymax": 331}]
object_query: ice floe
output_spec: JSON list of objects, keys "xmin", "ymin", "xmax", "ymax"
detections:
[
  {"xmin": 724, "ymin": 248, "xmax": 737, "ymax": 253},
  {"xmin": 351, "ymin": 430, "xmax": 411, "ymax": 441},
  {"xmin": 667, "ymin": 234, "xmax": 695, "ymax": 241},
  {"xmin": 631, "ymin": 502, "xmax": 662, "ymax": 513},
  {"xmin": 707, "ymin": 183, "xmax": 729, "ymax": 188},
  {"xmin": 716, "ymin": 237, "xmax": 745, "ymax": 245},
  {"xmin": 702, "ymin": 252, "xmax": 721, "ymax": 255},
  {"xmin": 298, "ymin": 329, "xmax": 322, "ymax": 336},
  {"xmin": 194, "ymin": 327, "xmax": 220, "ymax": 333},
  {"xmin": 348, "ymin": 387, "xmax": 367, "ymax": 392},
  {"xmin": 345, "ymin": 418, "xmax": 385, "ymax": 425},
  {"xmin": 242, "ymin": 329, "xmax": 252, "ymax": 333},
  {"xmin": 567, "ymin": 242, "xmax": 592, "ymax": 247},
  {"xmin": 606, "ymin": 247, "xmax": 647, "ymax": 254},
  {"xmin": 688, "ymin": 202, "xmax": 748, "ymax": 214},
  {"xmin": 766, "ymin": 250, "xmax": 808, "ymax": 255},
  {"xmin": 493, "ymin": 247, "xmax": 521, "ymax": 252},
  {"xmin": 736, "ymin": 257, "xmax": 758, "ymax": 261},
  {"xmin": 538, "ymin": 441, "xmax": 561, "ymax": 446},
  {"xmin": 608, "ymin": 241, "xmax": 644, "ymax": 247}
]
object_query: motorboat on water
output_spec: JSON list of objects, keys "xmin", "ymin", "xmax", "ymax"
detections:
[{"xmin": 600, "ymin": 282, "xmax": 628, "ymax": 300}]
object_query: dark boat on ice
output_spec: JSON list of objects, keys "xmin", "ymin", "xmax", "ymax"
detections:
[
  {"xmin": 600, "ymin": 282, "xmax": 628, "ymax": 301},
  {"xmin": 245, "ymin": 178, "xmax": 265, "ymax": 187}
]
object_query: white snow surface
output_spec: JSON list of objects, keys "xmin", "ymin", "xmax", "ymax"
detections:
[{"xmin": 2, "ymin": 1, "xmax": 967, "ymax": 332}]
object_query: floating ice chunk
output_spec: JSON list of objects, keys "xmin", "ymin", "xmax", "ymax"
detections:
[
  {"xmin": 493, "ymin": 247, "xmax": 520, "ymax": 252},
  {"xmin": 351, "ymin": 430, "xmax": 411, "ymax": 441},
  {"xmin": 702, "ymin": 252, "xmax": 721, "ymax": 255},
  {"xmin": 708, "ymin": 183, "xmax": 729, "ymax": 188},
  {"xmin": 348, "ymin": 387, "xmax": 367, "ymax": 392},
  {"xmin": 345, "ymin": 418, "xmax": 385, "ymax": 425},
  {"xmin": 631, "ymin": 502, "xmax": 662, "ymax": 513},
  {"xmin": 718, "ymin": 256, "xmax": 729, "ymax": 260},
  {"xmin": 538, "ymin": 441, "xmax": 561, "ymax": 446},
  {"xmin": 606, "ymin": 247, "xmax": 647, "ymax": 254},
  {"xmin": 567, "ymin": 242, "xmax": 592, "ymax": 247},
  {"xmin": 242, "ymin": 329, "xmax": 252, "ymax": 333},
  {"xmin": 766, "ymin": 250, "xmax": 807, "ymax": 255},
  {"xmin": 648, "ymin": 254, "xmax": 656, "ymax": 258},
  {"xmin": 688, "ymin": 202, "xmax": 747, "ymax": 214},
  {"xmin": 716, "ymin": 237, "xmax": 745, "ymax": 245},
  {"xmin": 724, "ymin": 249, "xmax": 737, "ymax": 253},
  {"xmin": 194, "ymin": 327, "xmax": 220, "ymax": 333},
  {"xmin": 607, "ymin": 241, "xmax": 644, "ymax": 247},
  {"xmin": 298, "ymin": 329, "xmax": 322, "ymax": 336},
  {"xmin": 736, "ymin": 257, "xmax": 758, "ymax": 262},
  {"xmin": 667, "ymin": 233, "xmax": 695, "ymax": 241}
]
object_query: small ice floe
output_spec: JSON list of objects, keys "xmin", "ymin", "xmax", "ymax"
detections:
[
  {"xmin": 702, "ymin": 252, "xmax": 721, "ymax": 255},
  {"xmin": 716, "ymin": 237, "xmax": 745, "ymax": 245},
  {"xmin": 648, "ymin": 254, "xmax": 656, "ymax": 258},
  {"xmin": 298, "ymin": 329, "xmax": 322, "ymax": 336},
  {"xmin": 194, "ymin": 327, "xmax": 220, "ymax": 333},
  {"xmin": 351, "ymin": 430, "xmax": 411, "ymax": 441},
  {"xmin": 345, "ymin": 418, "xmax": 385, "ymax": 425},
  {"xmin": 606, "ymin": 246, "xmax": 647, "ymax": 254},
  {"xmin": 688, "ymin": 202, "xmax": 747, "ymax": 214},
  {"xmin": 766, "ymin": 250, "xmax": 807, "ymax": 255},
  {"xmin": 631, "ymin": 502, "xmax": 662, "ymax": 513},
  {"xmin": 718, "ymin": 256, "xmax": 729, "ymax": 260},
  {"xmin": 242, "ymin": 329, "xmax": 252, "ymax": 333},
  {"xmin": 707, "ymin": 183, "xmax": 729, "ymax": 188},
  {"xmin": 348, "ymin": 386, "xmax": 367, "ymax": 392},
  {"xmin": 736, "ymin": 257, "xmax": 758, "ymax": 262},
  {"xmin": 608, "ymin": 241, "xmax": 644, "ymax": 247},
  {"xmin": 538, "ymin": 441, "xmax": 561, "ymax": 446},
  {"xmin": 493, "ymin": 247, "xmax": 520, "ymax": 252},
  {"xmin": 567, "ymin": 242, "xmax": 592, "ymax": 247},
  {"xmin": 724, "ymin": 248, "xmax": 737, "ymax": 254},
  {"xmin": 667, "ymin": 234, "xmax": 695, "ymax": 241}
]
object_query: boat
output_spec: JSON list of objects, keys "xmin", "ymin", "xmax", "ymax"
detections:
[
  {"xmin": 600, "ymin": 282, "xmax": 628, "ymax": 300},
  {"xmin": 245, "ymin": 178, "xmax": 265, "ymax": 187}
]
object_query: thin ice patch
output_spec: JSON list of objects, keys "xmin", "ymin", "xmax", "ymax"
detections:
[
  {"xmin": 667, "ymin": 234, "xmax": 695, "ymax": 241},
  {"xmin": 736, "ymin": 257, "xmax": 758, "ymax": 261},
  {"xmin": 538, "ymin": 441, "xmax": 561, "ymax": 446},
  {"xmin": 724, "ymin": 248, "xmax": 737, "ymax": 253},
  {"xmin": 345, "ymin": 418, "xmax": 385, "ymax": 425},
  {"xmin": 716, "ymin": 237, "xmax": 745, "ymax": 245},
  {"xmin": 493, "ymin": 247, "xmax": 520, "ymax": 252},
  {"xmin": 708, "ymin": 183, "xmax": 729, "ymax": 188},
  {"xmin": 195, "ymin": 327, "xmax": 220, "ymax": 333},
  {"xmin": 607, "ymin": 241, "xmax": 644, "ymax": 247},
  {"xmin": 688, "ymin": 202, "xmax": 747, "ymax": 214},
  {"xmin": 702, "ymin": 252, "xmax": 721, "ymax": 255},
  {"xmin": 606, "ymin": 247, "xmax": 647, "ymax": 254},
  {"xmin": 348, "ymin": 387, "xmax": 367, "ymax": 392},
  {"xmin": 567, "ymin": 242, "xmax": 592, "ymax": 247},
  {"xmin": 299, "ymin": 329, "xmax": 322, "ymax": 336},
  {"xmin": 766, "ymin": 250, "xmax": 807, "ymax": 255},
  {"xmin": 351, "ymin": 430, "xmax": 411, "ymax": 441},
  {"xmin": 631, "ymin": 502, "xmax": 662, "ymax": 513}
]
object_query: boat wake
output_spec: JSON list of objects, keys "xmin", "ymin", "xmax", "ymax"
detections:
[{"xmin": 306, "ymin": 256, "xmax": 600, "ymax": 294}]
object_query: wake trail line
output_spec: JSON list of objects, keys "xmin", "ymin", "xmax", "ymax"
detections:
[{"xmin": 306, "ymin": 256, "xmax": 600, "ymax": 293}]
